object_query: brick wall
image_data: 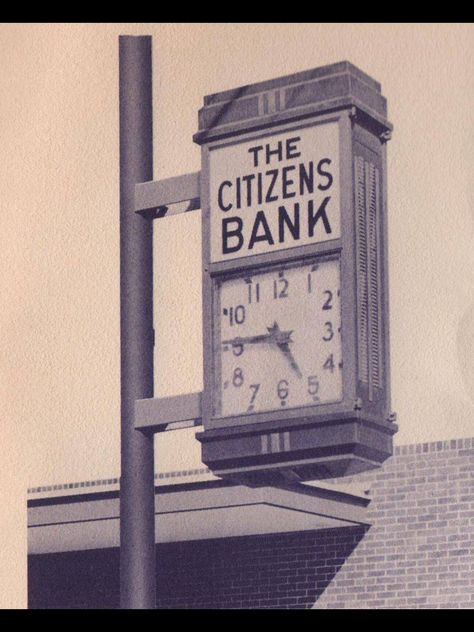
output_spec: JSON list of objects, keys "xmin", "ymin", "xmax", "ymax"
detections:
[
  {"xmin": 155, "ymin": 526, "xmax": 366, "ymax": 609},
  {"xmin": 314, "ymin": 437, "xmax": 474, "ymax": 609},
  {"xmin": 28, "ymin": 528, "xmax": 367, "ymax": 609},
  {"xmin": 28, "ymin": 437, "xmax": 474, "ymax": 609}
]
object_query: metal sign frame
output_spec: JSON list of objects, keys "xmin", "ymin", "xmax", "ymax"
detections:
[
  {"xmin": 198, "ymin": 105, "xmax": 393, "ymax": 427},
  {"xmin": 192, "ymin": 63, "xmax": 397, "ymax": 484},
  {"xmin": 200, "ymin": 111, "xmax": 359, "ymax": 432}
]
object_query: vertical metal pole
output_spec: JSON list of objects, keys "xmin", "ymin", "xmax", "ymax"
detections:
[{"xmin": 119, "ymin": 35, "xmax": 156, "ymax": 609}]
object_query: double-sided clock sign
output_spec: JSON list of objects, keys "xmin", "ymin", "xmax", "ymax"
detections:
[{"xmin": 194, "ymin": 62, "xmax": 398, "ymax": 485}]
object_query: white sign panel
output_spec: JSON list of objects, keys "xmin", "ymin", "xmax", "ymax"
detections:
[{"xmin": 209, "ymin": 122, "xmax": 340, "ymax": 263}]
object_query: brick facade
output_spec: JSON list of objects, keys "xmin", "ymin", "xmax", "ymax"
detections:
[
  {"xmin": 28, "ymin": 438, "xmax": 474, "ymax": 609},
  {"xmin": 315, "ymin": 437, "xmax": 474, "ymax": 609}
]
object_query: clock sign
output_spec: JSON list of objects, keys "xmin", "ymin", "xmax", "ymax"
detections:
[
  {"xmin": 194, "ymin": 62, "xmax": 398, "ymax": 485},
  {"xmin": 217, "ymin": 256, "xmax": 342, "ymax": 417}
]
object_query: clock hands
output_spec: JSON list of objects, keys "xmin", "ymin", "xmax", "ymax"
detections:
[
  {"xmin": 267, "ymin": 322, "xmax": 303, "ymax": 379},
  {"xmin": 221, "ymin": 331, "xmax": 291, "ymax": 346},
  {"xmin": 222, "ymin": 322, "xmax": 291, "ymax": 347},
  {"xmin": 275, "ymin": 341, "xmax": 303, "ymax": 379},
  {"xmin": 222, "ymin": 321, "xmax": 303, "ymax": 379}
]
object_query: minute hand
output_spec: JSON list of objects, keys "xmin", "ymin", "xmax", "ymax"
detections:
[
  {"xmin": 222, "ymin": 332, "xmax": 290, "ymax": 346},
  {"xmin": 276, "ymin": 341, "xmax": 303, "ymax": 379}
]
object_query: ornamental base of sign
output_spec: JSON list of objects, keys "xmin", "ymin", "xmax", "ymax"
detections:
[{"xmin": 196, "ymin": 416, "xmax": 397, "ymax": 487}]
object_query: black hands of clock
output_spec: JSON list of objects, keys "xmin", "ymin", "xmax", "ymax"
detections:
[
  {"xmin": 267, "ymin": 322, "xmax": 303, "ymax": 379},
  {"xmin": 221, "ymin": 322, "xmax": 290, "ymax": 346},
  {"xmin": 222, "ymin": 321, "xmax": 303, "ymax": 379}
]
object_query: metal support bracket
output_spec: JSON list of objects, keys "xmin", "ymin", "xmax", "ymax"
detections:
[
  {"xmin": 135, "ymin": 391, "xmax": 203, "ymax": 433},
  {"xmin": 135, "ymin": 171, "xmax": 201, "ymax": 218}
]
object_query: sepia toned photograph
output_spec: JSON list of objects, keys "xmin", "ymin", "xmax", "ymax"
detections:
[{"xmin": 1, "ymin": 23, "xmax": 473, "ymax": 609}]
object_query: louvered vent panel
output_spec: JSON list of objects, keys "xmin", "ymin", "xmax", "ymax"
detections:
[
  {"xmin": 355, "ymin": 156, "xmax": 383, "ymax": 400},
  {"xmin": 355, "ymin": 157, "xmax": 369, "ymax": 383}
]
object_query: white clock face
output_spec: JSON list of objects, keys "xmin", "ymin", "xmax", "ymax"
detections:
[{"xmin": 215, "ymin": 256, "xmax": 343, "ymax": 417}]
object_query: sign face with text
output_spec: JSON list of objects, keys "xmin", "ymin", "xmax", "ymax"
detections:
[{"xmin": 209, "ymin": 123, "xmax": 340, "ymax": 263}]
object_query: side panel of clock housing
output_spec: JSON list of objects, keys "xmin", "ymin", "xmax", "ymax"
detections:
[
  {"xmin": 200, "ymin": 112, "xmax": 357, "ymax": 437},
  {"xmin": 351, "ymin": 120, "xmax": 391, "ymax": 425}
]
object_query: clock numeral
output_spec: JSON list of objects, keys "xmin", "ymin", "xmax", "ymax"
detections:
[
  {"xmin": 323, "ymin": 354, "xmax": 335, "ymax": 373},
  {"xmin": 277, "ymin": 379, "xmax": 289, "ymax": 402},
  {"xmin": 224, "ymin": 304, "xmax": 246, "ymax": 326},
  {"xmin": 248, "ymin": 282, "xmax": 260, "ymax": 304},
  {"xmin": 307, "ymin": 375, "xmax": 320, "ymax": 396},
  {"xmin": 322, "ymin": 321, "xmax": 334, "ymax": 341},
  {"xmin": 322, "ymin": 290, "xmax": 333, "ymax": 310},
  {"xmin": 308, "ymin": 375, "xmax": 320, "ymax": 402},
  {"xmin": 232, "ymin": 343, "xmax": 244, "ymax": 357},
  {"xmin": 307, "ymin": 264, "xmax": 319, "ymax": 293},
  {"xmin": 232, "ymin": 367, "xmax": 244, "ymax": 388},
  {"xmin": 249, "ymin": 383, "xmax": 260, "ymax": 406},
  {"xmin": 273, "ymin": 278, "xmax": 289, "ymax": 299}
]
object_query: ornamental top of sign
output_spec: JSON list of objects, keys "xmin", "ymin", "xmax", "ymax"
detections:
[{"xmin": 193, "ymin": 61, "xmax": 392, "ymax": 145}]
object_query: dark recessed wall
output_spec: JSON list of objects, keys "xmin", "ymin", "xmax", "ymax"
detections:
[{"xmin": 28, "ymin": 526, "xmax": 365, "ymax": 609}]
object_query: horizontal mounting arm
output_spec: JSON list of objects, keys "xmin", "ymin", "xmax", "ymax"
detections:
[
  {"xmin": 135, "ymin": 391, "xmax": 203, "ymax": 433},
  {"xmin": 135, "ymin": 171, "xmax": 201, "ymax": 218}
]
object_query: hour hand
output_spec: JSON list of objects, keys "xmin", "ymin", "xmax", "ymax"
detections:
[{"xmin": 265, "ymin": 322, "xmax": 302, "ymax": 377}]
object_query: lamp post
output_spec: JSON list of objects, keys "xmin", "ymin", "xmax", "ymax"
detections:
[{"xmin": 119, "ymin": 34, "xmax": 156, "ymax": 610}]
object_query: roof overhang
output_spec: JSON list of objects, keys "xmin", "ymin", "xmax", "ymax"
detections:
[{"xmin": 28, "ymin": 471, "xmax": 371, "ymax": 555}]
